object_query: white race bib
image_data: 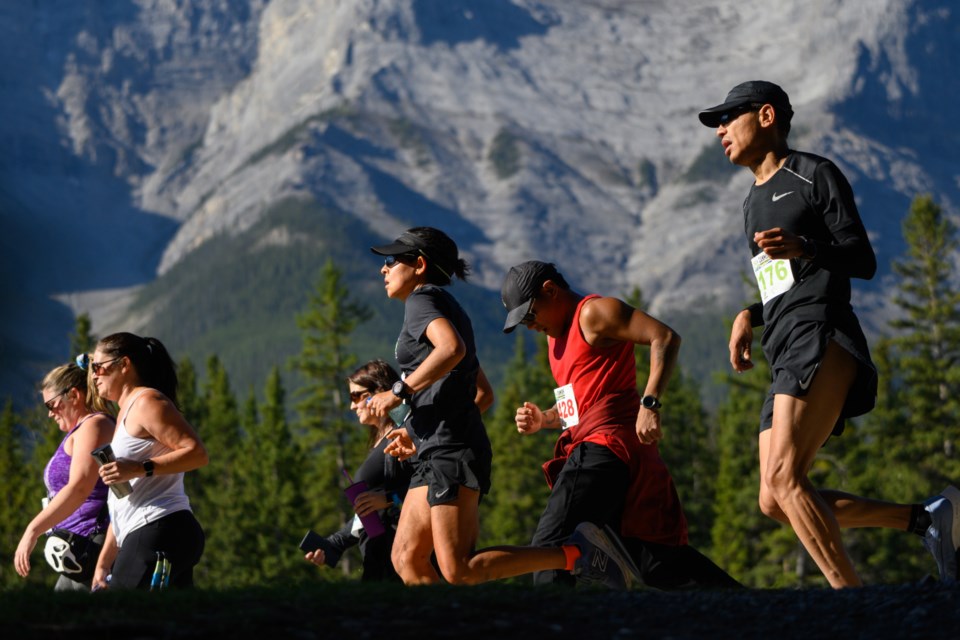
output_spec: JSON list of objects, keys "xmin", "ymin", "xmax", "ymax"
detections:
[
  {"xmin": 553, "ymin": 383, "xmax": 580, "ymax": 429},
  {"xmin": 751, "ymin": 252, "xmax": 795, "ymax": 304}
]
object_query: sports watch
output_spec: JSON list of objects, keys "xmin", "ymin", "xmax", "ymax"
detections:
[
  {"xmin": 143, "ymin": 459, "xmax": 155, "ymax": 477},
  {"xmin": 392, "ymin": 380, "xmax": 412, "ymax": 402},
  {"xmin": 640, "ymin": 395, "xmax": 661, "ymax": 411},
  {"xmin": 801, "ymin": 236, "xmax": 818, "ymax": 260}
]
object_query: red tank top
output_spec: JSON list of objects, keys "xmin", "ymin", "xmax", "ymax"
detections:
[
  {"xmin": 543, "ymin": 295, "xmax": 688, "ymax": 545},
  {"xmin": 549, "ymin": 295, "xmax": 637, "ymax": 416}
]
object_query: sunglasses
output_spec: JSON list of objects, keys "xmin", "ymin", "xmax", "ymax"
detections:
[
  {"xmin": 349, "ymin": 389, "xmax": 373, "ymax": 403},
  {"xmin": 716, "ymin": 103, "xmax": 762, "ymax": 126},
  {"xmin": 383, "ymin": 253, "xmax": 420, "ymax": 269},
  {"xmin": 91, "ymin": 357, "xmax": 122, "ymax": 376},
  {"xmin": 44, "ymin": 388, "xmax": 70, "ymax": 412},
  {"xmin": 520, "ymin": 296, "xmax": 540, "ymax": 326}
]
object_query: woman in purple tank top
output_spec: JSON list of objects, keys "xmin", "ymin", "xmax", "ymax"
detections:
[{"xmin": 14, "ymin": 361, "xmax": 116, "ymax": 591}]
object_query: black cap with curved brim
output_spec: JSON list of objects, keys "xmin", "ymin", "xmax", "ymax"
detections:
[
  {"xmin": 501, "ymin": 261, "xmax": 561, "ymax": 333},
  {"xmin": 371, "ymin": 231, "xmax": 456, "ymax": 283},
  {"xmin": 370, "ymin": 231, "xmax": 428, "ymax": 257},
  {"xmin": 698, "ymin": 80, "xmax": 793, "ymax": 127}
]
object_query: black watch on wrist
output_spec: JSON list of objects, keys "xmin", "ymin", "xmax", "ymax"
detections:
[
  {"xmin": 640, "ymin": 395, "xmax": 661, "ymax": 411},
  {"xmin": 801, "ymin": 236, "xmax": 818, "ymax": 260},
  {"xmin": 143, "ymin": 459, "xmax": 155, "ymax": 478},
  {"xmin": 392, "ymin": 380, "xmax": 412, "ymax": 402}
]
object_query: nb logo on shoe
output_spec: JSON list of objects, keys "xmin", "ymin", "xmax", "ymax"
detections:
[{"xmin": 591, "ymin": 551, "xmax": 608, "ymax": 572}]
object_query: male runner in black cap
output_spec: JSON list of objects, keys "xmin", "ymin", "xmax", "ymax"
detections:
[
  {"xmin": 502, "ymin": 261, "xmax": 741, "ymax": 589},
  {"xmin": 699, "ymin": 80, "xmax": 960, "ymax": 587}
]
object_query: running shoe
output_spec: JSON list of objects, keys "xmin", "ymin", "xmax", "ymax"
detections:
[
  {"xmin": 567, "ymin": 522, "xmax": 642, "ymax": 590},
  {"xmin": 922, "ymin": 485, "xmax": 960, "ymax": 583}
]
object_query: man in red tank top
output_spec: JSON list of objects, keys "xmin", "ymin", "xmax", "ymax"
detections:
[{"xmin": 502, "ymin": 261, "xmax": 741, "ymax": 589}]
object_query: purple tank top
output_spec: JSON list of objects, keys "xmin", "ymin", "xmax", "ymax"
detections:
[{"xmin": 42, "ymin": 414, "xmax": 112, "ymax": 536}]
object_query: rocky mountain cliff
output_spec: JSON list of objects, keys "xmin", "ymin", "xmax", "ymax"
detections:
[{"xmin": 2, "ymin": 0, "xmax": 958, "ymax": 401}]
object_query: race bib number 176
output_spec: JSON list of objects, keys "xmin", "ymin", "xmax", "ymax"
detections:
[{"xmin": 751, "ymin": 252, "xmax": 795, "ymax": 304}]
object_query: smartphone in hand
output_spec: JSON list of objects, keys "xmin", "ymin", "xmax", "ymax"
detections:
[
  {"xmin": 299, "ymin": 530, "xmax": 340, "ymax": 568},
  {"xmin": 90, "ymin": 444, "xmax": 133, "ymax": 498}
]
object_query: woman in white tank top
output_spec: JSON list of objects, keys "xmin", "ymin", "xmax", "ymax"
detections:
[{"xmin": 89, "ymin": 332, "xmax": 209, "ymax": 590}]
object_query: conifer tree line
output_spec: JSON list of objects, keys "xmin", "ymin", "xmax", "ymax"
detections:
[{"xmin": 1, "ymin": 195, "xmax": 957, "ymax": 589}]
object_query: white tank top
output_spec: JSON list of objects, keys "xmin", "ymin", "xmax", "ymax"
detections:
[{"xmin": 108, "ymin": 388, "xmax": 192, "ymax": 546}]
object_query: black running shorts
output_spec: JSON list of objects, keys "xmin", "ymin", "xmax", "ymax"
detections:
[
  {"xmin": 759, "ymin": 321, "xmax": 877, "ymax": 434},
  {"xmin": 409, "ymin": 445, "xmax": 492, "ymax": 507}
]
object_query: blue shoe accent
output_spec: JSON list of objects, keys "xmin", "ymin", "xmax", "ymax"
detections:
[
  {"xmin": 567, "ymin": 522, "xmax": 642, "ymax": 590},
  {"xmin": 923, "ymin": 486, "xmax": 960, "ymax": 583}
]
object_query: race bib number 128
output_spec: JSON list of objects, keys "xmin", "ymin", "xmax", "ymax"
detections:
[
  {"xmin": 553, "ymin": 384, "xmax": 580, "ymax": 429},
  {"xmin": 751, "ymin": 252, "xmax": 795, "ymax": 304}
]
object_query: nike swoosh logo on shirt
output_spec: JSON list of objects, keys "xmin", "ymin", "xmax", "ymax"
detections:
[{"xmin": 772, "ymin": 191, "xmax": 795, "ymax": 202}]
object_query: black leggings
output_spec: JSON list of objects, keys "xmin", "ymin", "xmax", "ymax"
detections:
[{"xmin": 111, "ymin": 510, "xmax": 205, "ymax": 589}]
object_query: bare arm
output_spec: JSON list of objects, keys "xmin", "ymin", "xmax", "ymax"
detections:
[
  {"xmin": 514, "ymin": 402, "xmax": 563, "ymax": 434},
  {"xmin": 367, "ymin": 316, "xmax": 466, "ymax": 417},
  {"xmin": 92, "ymin": 523, "xmax": 118, "ymax": 590},
  {"xmin": 99, "ymin": 390, "xmax": 208, "ymax": 484},
  {"xmin": 729, "ymin": 308, "xmax": 755, "ymax": 372},
  {"xmin": 474, "ymin": 366, "xmax": 495, "ymax": 414},
  {"xmin": 579, "ymin": 297, "xmax": 681, "ymax": 444},
  {"xmin": 14, "ymin": 415, "xmax": 113, "ymax": 578}
]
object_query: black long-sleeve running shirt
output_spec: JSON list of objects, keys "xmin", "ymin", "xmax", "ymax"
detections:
[{"xmin": 742, "ymin": 151, "xmax": 876, "ymax": 348}]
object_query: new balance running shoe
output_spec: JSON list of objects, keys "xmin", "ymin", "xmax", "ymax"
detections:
[{"xmin": 567, "ymin": 522, "xmax": 642, "ymax": 590}]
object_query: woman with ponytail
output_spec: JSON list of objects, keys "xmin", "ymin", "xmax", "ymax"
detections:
[
  {"xmin": 14, "ymin": 361, "xmax": 115, "ymax": 590},
  {"xmin": 367, "ymin": 227, "xmax": 616, "ymax": 587},
  {"xmin": 89, "ymin": 332, "xmax": 208, "ymax": 590}
]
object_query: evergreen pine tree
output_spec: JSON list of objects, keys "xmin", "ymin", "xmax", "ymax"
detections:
[
  {"xmin": 480, "ymin": 333, "xmax": 556, "ymax": 547},
  {"xmin": 69, "ymin": 312, "xmax": 96, "ymax": 357},
  {"xmin": 0, "ymin": 401, "xmax": 37, "ymax": 588},
  {"xmin": 178, "ymin": 357, "xmax": 208, "ymax": 508},
  {"xmin": 887, "ymin": 194, "xmax": 960, "ymax": 488},
  {"xmin": 191, "ymin": 355, "xmax": 244, "ymax": 587},
  {"xmin": 290, "ymin": 260, "xmax": 372, "ymax": 577},
  {"xmin": 624, "ymin": 288, "xmax": 716, "ymax": 549},
  {"xmin": 240, "ymin": 368, "xmax": 311, "ymax": 584},
  {"xmin": 177, "ymin": 358, "xmax": 205, "ymax": 428},
  {"xmin": 844, "ymin": 338, "xmax": 929, "ymax": 583},
  {"xmin": 711, "ymin": 366, "xmax": 769, "ymax": 586},
  {"xmin": 656, "ymin": 368, "xmax": 716, "ymax": 550},
  {"xmin": 844, "ymin": 194, "xmax": 960, "ymax": 583},
  {"xmin": 710, "ymin": 315, "xmax": 817, "ymax": 588}
]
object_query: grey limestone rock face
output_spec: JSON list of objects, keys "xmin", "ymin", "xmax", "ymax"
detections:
[{"xmin": 1, "ymin": 0, "xmax": 957, "ymax": 389}]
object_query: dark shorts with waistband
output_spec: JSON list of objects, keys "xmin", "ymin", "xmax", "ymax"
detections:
[
  {"xmin": 409, "ymin": 445, "xmax": 492, "ymax": 507},
  {"xmin": 759, "ymin": 320, "xmax": 877, "ymax": 435}
]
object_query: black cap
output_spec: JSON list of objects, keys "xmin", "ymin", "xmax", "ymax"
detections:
[
  {"xmin": 501, "ymin": 261, "xmax": 562, "ymax": 333},
  {"xmin": 371, "ymin": 230, "xmax": 460, "ymax": 284},
  {"xmin": 370, "ymin": 231, "xmax": 429, "ymax": 257},
  {"xmin": 698, "ymin": 80, "xmax": 793, "ymax": 127}
]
